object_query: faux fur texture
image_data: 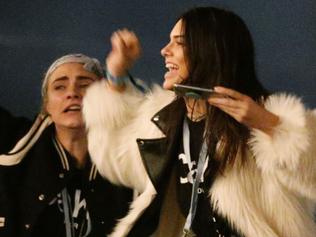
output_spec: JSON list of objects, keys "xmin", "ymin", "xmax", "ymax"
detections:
[
  {"xmin": 83, "ymin": 81, "xmax": 175, "ymax": 236},
  {"xmin": 83, "ymin": 82, "xmax": 316, "ymax": 237}
]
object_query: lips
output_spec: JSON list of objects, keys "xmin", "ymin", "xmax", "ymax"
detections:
[
  {"xmin": 63, "ymin": 104, "xmax": 81, "ymax": 113},
  {"xmin": 164, "ymin": 71, "xmax": 179, "ymax": 80},
  {"xmin": 164, "ymin": 62, "xmax": 179, "ymax": 79},
  {"xmin": 165, "ymin": 62, "xmax": 179, "ymax": 71}
]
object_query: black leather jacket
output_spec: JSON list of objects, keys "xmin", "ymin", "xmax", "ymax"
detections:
[
  {"xmin": 0, "ymin": 107, "xmax": 133, "ymax": 237},
  {"xmin": 128, "ymin": 100, "xmax": 185, "ymax": 236}
]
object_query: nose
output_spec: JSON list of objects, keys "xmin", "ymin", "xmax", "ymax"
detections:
[
  {"xmin": 66, "ymin": 84, "xmax": 81, "ymax": 99},
  {"xmin": 161, "ymin": 42, "xmax": 171, "ymax": 57}
]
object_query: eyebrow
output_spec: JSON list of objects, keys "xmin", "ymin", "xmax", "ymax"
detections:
[
  {"xmin": 77, "ymin": 76, "xmax": 96, "ymax": 81},
  {"xmin": 51, "ymin": 76, "xmax": 96, "ymax": 84},
  {"xmin": 174, "ymin": 35, "xmax": 185, "ymax": 38},
  {"xmin": 51, "ymin": 76, "xmax": 68, "ymax": 84},
  {"xmin": 171, "ymin": 35, "xmax": 185, "ymax": 42}
]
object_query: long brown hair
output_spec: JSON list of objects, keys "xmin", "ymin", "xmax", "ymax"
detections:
[{"xmin": 169, "ymin": 7, "xmax": 269, "ymax": 172}]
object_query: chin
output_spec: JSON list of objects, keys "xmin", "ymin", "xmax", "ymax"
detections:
[
  {"xmin": 163, "ymin": 79, "xmax": 177, "ymax": 90},
  {"xmin": 60, "ymin": 119, "xmax": 85, "ymax": 130},
  {"xmin": 69, "ymin": 120, "xmax": 85, "ymax": 128},
  {"xmin": 162, "ymin": 83, "xmax": 171, "ymax": 90}
]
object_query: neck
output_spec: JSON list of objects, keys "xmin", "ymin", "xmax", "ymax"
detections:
[
  {"xmin": 55, "ymin": 126, "xmax": 88, "ymax": 168},
  {"xmin": 184, "ymin": 98, "xmax": 207, "ymax": 122}
]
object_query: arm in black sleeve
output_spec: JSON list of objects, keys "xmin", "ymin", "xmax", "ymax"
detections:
[{"xmin": 0, "ymin": 107, "xmax": 32, "ymax": 154}]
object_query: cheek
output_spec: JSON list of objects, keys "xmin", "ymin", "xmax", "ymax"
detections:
[
  {"xmin": 180, "ymin": 61, "xmax": 189, "ymax": 79},
  {"xmin": 45, "ymin": 101, "xmax": 53, "ymax": 115},
  {"xmin": 45, "ymin": 95, "xmax": 60, "ymax": 115},
  {"xmin": 80, "ymin": 87, "xmax": 89, "ymax": 96},
  {"xmin": 178, "ymin": 51, "xmax": 189, "ymax": 78}
]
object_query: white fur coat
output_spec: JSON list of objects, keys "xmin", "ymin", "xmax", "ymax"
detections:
[{"xmin": 83, "ymin": 80, "xmax": 316, "ymax": 237}]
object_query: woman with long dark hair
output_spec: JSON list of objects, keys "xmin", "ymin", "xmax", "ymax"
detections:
[{"xmin": 83, "ymin": 7, "xmax": 316, "ymax": 237}]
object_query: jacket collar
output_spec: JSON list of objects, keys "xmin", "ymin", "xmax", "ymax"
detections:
[
  {"xmin": 138, "ymin": 99, "xmax": 185, "ymax": 192},
  {"xmin": 51, "ymin": 133, "xmax": 98, "ymax": 181},
  {"xmin": 150, "ymin": 98, "xmax": 186, "ymax": 135}
]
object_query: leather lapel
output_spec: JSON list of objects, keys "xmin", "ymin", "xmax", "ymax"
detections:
[{"xmin": 138, "ymin": 99, "xmax": 185, "ymax": 191}]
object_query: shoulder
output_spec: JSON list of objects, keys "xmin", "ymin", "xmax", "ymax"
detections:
[
  {"xmin": 83, "ymin": 80, "xmax": 175, "ymax": 130},
  {"xmin": 139, "ymin": 84, "xmax": 175, "ymax": 117}
]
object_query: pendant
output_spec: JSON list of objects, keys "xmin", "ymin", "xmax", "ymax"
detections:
[{"xmin": 182, "ymin": 228, "xmax": 197, "ymax": 237}]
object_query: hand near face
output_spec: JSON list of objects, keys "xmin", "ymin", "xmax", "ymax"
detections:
[
  {"xmin": 106, "ymin": 29, "xmax": 141, "ymax": 77},
  {"xmin": 208, "ymin": 87, "xmax": 280, "ymax": 136}
]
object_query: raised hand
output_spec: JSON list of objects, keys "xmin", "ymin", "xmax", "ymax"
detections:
[
  {"xmin": 106, "ymin": 29, "xmax": 141, "ymax": 77},
  {"xmin": 208, "ymin": 86, "xmax": 280, "ymax": 135}
]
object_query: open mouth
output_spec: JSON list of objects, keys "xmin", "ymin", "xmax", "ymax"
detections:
[
  {"xmin": 166, "ymin": 63, "xmax": 179, "ymax": 72},
  {"xmin": 164, "ymin": 62, "xmax": 180, "ymax": 80},
  {"xmin": 64, "ymin": 105, "xmax": 81, "ymax": 113}
]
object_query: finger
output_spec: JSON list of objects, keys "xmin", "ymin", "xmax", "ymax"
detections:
[
  {"xmin": 212, "ymin": 104, "xmax": 239, "ymax": 117},
  {"xmin": 117, "ymin": 30, "xmax": 141, "ymax": 55},
  {"xmin": 115, "ymin": 31, "xmax": 128, "ymax": 49},
  {"xmin": 110, "ymin": 32, "xmax": 125, "ymax": 53},
  {"xmin": 211, "ymin": 104, "xmax": 246, "ymax": 123},
  {"xmin": 208, "ymin": 97, "xmax": 243, "ymax": 109},
  {"xmin": 117, "ymin": 29, "xmax": 137, "ymax": 45},
  {"xmin": 214, "ymin": 86, "xmax": 246, "ymax": 100},
  {"xmin": 209, "ymin": 104, "xmax": 236, "ymax": 115}
]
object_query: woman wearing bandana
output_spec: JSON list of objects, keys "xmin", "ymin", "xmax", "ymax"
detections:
[{"xmin": 0, "ymin": 54, "xmax": 134, "ymax": 237}]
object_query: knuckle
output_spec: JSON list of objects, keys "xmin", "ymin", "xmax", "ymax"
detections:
[
  {"xmin": 244, "ymin": 96, "xmax": 252, "ymax": 104},
  {"xmin": 244, "ymin": 103, "xmax": 250, "ymax": 112},
  {"xmin": 239, "ymin": 110, "xmax": 248, "ymax": 121}
]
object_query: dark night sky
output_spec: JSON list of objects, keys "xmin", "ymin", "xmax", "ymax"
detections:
[{"xmin": 0, "ymin": 0, "xmax": 315, "ymax": 118}]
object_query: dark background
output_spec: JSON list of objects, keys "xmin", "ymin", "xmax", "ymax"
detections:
[{"xmin": 0, "ymin": 0, "xmax": 315, "ymax": 118}]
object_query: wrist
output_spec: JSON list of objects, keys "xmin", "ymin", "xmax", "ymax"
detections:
[
  {"xmin": 256, "ymin": 113, "xmax": 280, "ymax": 136},
  {"xmin": 105, "ymin": 56, "xmax": 130, "ymax": 77},
  {"xmin": 105, "ymin": 66, "xmax": 130, "ymax": 87}
]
